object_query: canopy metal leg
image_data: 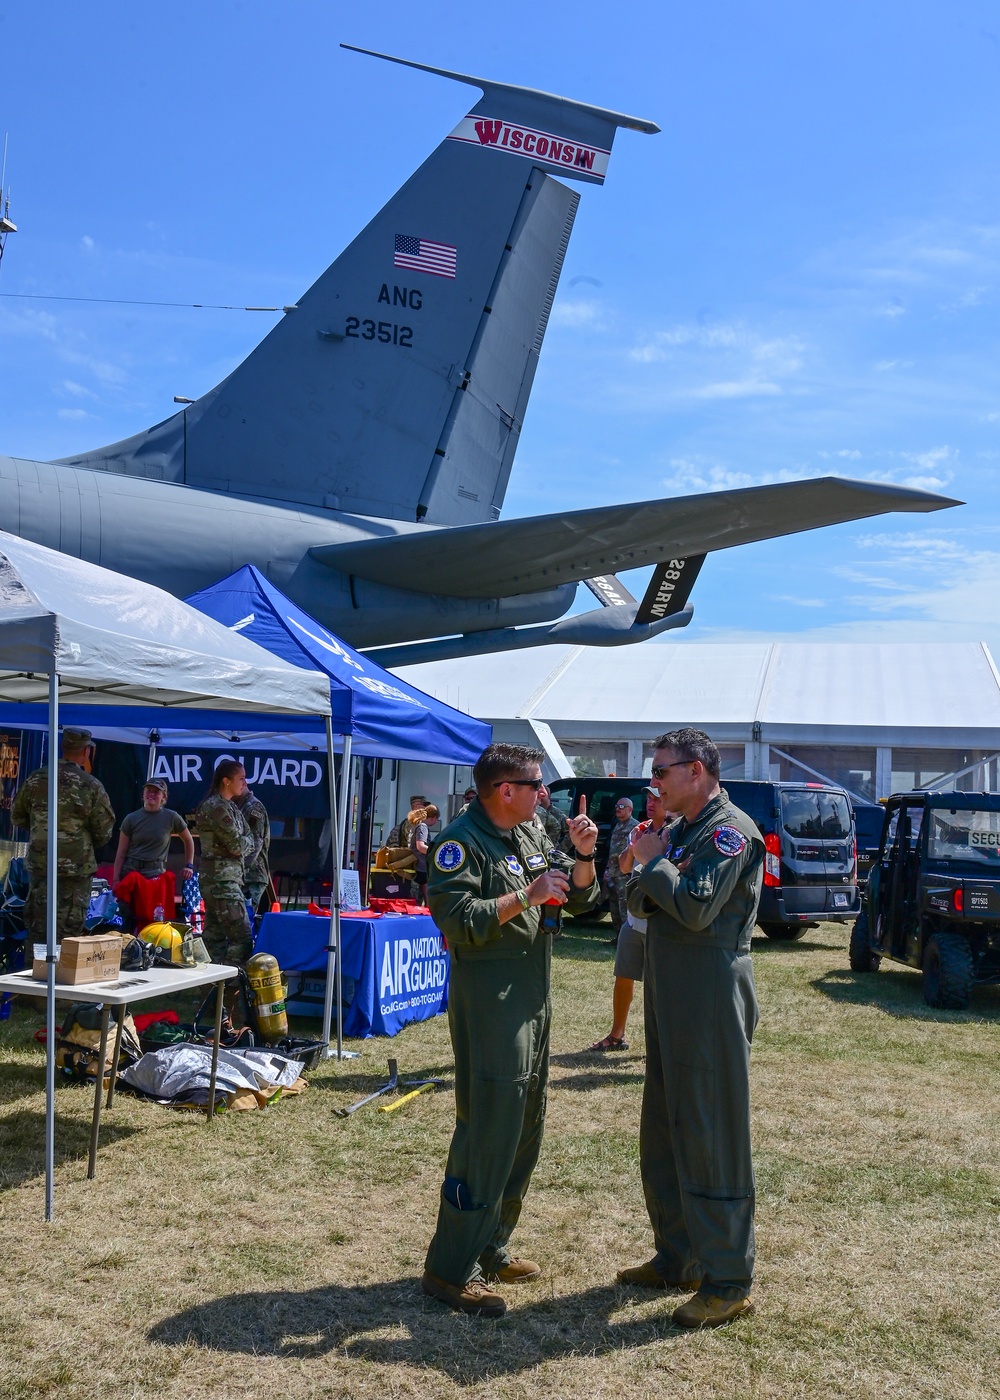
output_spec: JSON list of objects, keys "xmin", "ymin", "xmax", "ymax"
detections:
[
  {"xmin": 44, "ymin": 672, "xmax": 59, "ymax": 1222},
  {"xmin": 321, "ymin": 721, "xmax": 344, "ymax": 1060}
]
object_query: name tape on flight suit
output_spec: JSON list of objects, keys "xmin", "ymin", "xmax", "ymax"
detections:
[
  {"xmin": 525, "ymin": 853, "xmax": 547, "ymax": 870},
  {"xmin": 434, "ymin": 840, "xmax": 466, "ymax": 872}
]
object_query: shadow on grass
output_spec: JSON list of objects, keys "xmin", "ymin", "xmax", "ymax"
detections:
[
  {"xmin": 811, "ymin": 968, "xmax": 1000, "ymax": 1022},
  {"xmin": 0, "ymin": 1105, "xmax": 142, "ymax": 1189},
  {"xmin": 0, "ymin": 1059, "xmax": 45, "ymax": 1105},
  {"xmin": 149, "ymin": 1279, "xmax": 689, "ymax": 1379},
  {"xmin": 750, "ymin": 937, "xmax": 832, "ymax": 954},
  {"xmin": 550, "ymin": 1070, "xmax": 645, "ymax": 1092}
]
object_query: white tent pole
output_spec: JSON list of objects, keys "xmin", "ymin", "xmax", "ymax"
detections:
[
  {"xmin": 338, "ymin": 736, "xmax": 353, "ymax": 868},
  {"xmin": 320, "ymin": 719, "xmax": 343, "ymax": 1061},
  {"xmin": 44, "ymin": 672, "xmax": 59, "ymax": 1223}
]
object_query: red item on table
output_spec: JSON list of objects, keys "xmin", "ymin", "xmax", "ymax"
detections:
[{"xmin": 113, "ymin": 870, "xmax": 177, "ymax": 928}]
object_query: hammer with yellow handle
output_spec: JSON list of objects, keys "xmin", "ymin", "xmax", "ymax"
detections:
[{"xmin": 378, "ymin": 1077, "xmax": 445, "ymax": 1113}]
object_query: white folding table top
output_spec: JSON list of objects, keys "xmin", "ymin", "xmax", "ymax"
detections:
[{"xmin": 0, "ymin": 962, "xmax": 236, "ymax": 1007}]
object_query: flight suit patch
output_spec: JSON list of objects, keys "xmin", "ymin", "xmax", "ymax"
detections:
[
  {"xmin": 434, "ymin": 840, "xmax": 466, "ymax": 872},
  {"xmin": 525, "ymin": 853, "xmax": 547, "ymax": 871},
  {"xmin": 503, "ymin": 854, "xmax": 524, "ymax": 876},
  {"xmin": 713, "ymin": 825, "xmax": 747, "ymax": 857}
]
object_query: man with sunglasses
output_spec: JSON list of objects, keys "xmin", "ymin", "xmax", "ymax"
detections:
[
  {"xmin": 618, "ymin": 728, "xmax": 763, "ymax": 1329},
  {"xmin": 422, "ymin": 742, "xmax": 599, "ymax": 1318}
]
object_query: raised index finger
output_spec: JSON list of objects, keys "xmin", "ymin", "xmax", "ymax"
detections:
[{"xmin": 578, "ymin": 794, "xmax": 587, "ymax": 818}]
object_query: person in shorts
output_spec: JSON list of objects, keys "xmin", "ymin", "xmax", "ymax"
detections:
[{"xmin": 588, "ymin": 787, "xmax": 672, "ymax": 1052}]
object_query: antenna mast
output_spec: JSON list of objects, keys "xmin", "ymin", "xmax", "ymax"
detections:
[{"xmin": 0, "ymin": 135, "xmax": 17, "ymax": 277}]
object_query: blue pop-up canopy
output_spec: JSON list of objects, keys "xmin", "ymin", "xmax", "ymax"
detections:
[{"xmin": 184, "ymin": 566, "xmax": 490, "ymax": 765}]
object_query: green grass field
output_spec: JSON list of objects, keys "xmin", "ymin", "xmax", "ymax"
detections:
[{"xmin": 1, "ymin": 920, "xmax": 998, "ymax": 1399}]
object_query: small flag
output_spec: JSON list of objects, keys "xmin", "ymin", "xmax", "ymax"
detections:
[{"xmin": 394, "ymin": 234, "xmax": 457, "ymax": 280}]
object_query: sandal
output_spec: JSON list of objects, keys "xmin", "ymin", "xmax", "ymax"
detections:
[{"xmin": 588, "ymin": 1034, "xmax": 629, "ymax": 1052}]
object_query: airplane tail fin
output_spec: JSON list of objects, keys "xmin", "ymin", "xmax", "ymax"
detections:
[{"xmin": 55, "ymin": 48, "xmax": 657, "ymax": 526}]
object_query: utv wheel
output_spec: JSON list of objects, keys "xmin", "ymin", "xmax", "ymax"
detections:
[
  {"xmin": 921, "ymin": 931, "xmax": 974, "ymax": 1010},
  {"xmin": 759, "ymin": 922, "xmax": 807, "ymax": 941},
  {"xmin": 849, "ymin": 909, "xmax": 880, "ymax": 972}
]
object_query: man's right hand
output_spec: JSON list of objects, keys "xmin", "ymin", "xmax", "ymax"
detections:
[{"xmin": 526, "ymin": 870, "xmax": 571, "ymax": 906}]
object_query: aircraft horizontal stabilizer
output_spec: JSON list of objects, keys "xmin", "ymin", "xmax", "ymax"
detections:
[{"xmin": 311, "ymin": 477, "xmax": 961, "ymax": 599}]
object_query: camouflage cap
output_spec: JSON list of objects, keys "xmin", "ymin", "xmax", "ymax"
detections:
[
  {"xmin": 62, "ymin": 728, "xmax": 94, "ymax": 749},
  {"xmin": 143, "ymin": 777, "xmax": 168, "ymax": 795}
]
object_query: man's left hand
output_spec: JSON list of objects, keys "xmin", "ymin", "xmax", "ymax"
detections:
[
  {"xmin": 632, "ymin": 827, "xmax": 671, "ymax": 867},
  {"xmin": 566, "ymin": 795, "xmax": 598, "ymax": 857}
]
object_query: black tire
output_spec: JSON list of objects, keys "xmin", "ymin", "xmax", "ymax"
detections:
[
  {"xmin": 849, "ymin": 909, "xmax": 881, "ymax": 972},
  {"xmin": 921, "ymin": 930, "xmax": 974, "ymax": 1010},
  {"xmin": 758, "ymin": 922, "xmax": 808, "ymax": 941}
]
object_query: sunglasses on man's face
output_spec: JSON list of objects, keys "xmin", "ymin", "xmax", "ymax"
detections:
[
  {"xmin": 493, "ymin": 778, "xmax": 544, "ymax": 791},
  {"xmin": 650, "ymin": 761, "xmax": 694, "ymax": 779}
]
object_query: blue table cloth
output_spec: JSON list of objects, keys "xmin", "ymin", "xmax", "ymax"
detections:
[{"xmin": 255, "ymin": 911, "xmax": 449, "ymax": 1037}]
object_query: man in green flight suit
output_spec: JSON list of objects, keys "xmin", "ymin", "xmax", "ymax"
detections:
[
  {"xmin": 12, "ymin": 727, "xmax": 115, "ymax": 944},
  {"xmin": 619, "ymin": 727, "xmax": 763, "ymax": 1328},
  {"xmin": 422, "ymin": 742, "xmax": 600, "ymax": 1318}
]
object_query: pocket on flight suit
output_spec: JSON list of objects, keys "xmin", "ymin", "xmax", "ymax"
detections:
[{"xmin": 463, "ymin": 953, "xmax": 534, "ymax": 1084}]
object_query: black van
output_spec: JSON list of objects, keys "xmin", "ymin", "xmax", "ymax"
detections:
[{"xmin": 548, "ymin": 776, "xmax": 858, "ymax": 939}]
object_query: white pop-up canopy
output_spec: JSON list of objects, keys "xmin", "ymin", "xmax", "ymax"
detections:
[{"xmin": 0, "ymin": 531, "xmax": 332, "ymax": 1222}]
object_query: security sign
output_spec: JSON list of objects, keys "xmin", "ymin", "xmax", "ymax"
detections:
[{"xmin": 434, "ymin": 840, "xmax": 466, "ymax": 873}]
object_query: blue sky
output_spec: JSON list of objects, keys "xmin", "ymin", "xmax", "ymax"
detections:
[{"xmin": 2, "ymin": 2, "xmax": 999, "ymax": 652}]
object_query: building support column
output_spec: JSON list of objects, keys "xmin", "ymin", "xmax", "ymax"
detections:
[
  {"xmin": 626, "ymin": 739, "xmax": 644, "ymax": 777},
  {"xmin": 875, "ymin": 747, "xmax": 892, "ymax": 800}
]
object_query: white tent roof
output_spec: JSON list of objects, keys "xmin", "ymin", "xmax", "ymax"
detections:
[
  {"xmin": 397, "ymin": 641, "xmax": 1000, "ymax": 746},
  {"xmin": 0, "ymin": 531, "xmax": 330, "ymax": 716}
]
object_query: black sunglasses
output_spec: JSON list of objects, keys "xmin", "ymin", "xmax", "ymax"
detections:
[
  {"xmin": 493, "ymin": 778, "xmax": 544, "ymax": 790},
  {"xmin": 650, "ymin": 761, "xmax": 694, "ymax": 779}
]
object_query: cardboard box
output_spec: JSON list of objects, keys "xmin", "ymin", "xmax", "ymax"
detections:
[{"xmin": 32, "ymin": 933, "xmax": 122, "ymax": 985}]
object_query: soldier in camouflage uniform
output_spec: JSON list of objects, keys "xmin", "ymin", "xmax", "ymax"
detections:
[
  {"xmin": 605, "ymin": 798, "xmax": 639, "ymax": 936},
  {"xmin": 234, "ymin": 787, "xmax": 271, "ymax": 913},
  {"xmin": 194, "ymin": 760, "xmax": 255, "ymax": 965},
  {"xmin": 536, "ymin": 786, "xmax": 569, "ymax": 850},
  {"xmin": 11, "ymin": 728, "xmax": 115, "ymax": 943}
]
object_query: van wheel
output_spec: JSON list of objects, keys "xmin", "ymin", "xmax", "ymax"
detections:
[
  {"xmin": 921, "ymin": 931, "xmax": 974, "ymax": 1010},
  {"xmin": 758, "ymin": 922, "xmax": 807, "ymax": 941},
  {"xmin": 849, "ymin": 909, "xmax": 880, "ymax": 972}
]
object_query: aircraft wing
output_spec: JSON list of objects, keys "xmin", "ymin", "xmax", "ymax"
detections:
[{"xmin": 311, "ymin": 476, "xmax": 960, "ymax": 598}]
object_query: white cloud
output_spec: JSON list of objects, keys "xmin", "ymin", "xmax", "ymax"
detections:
[
  {"xmin": 80, "ymin": 235, "xmax": 95, "ymax": 253},
  {"xmin": 550, "ymin": 299, "xmax": 604, "ymax": 329},
  {"xmin": 59, "ymin": 379, "xmax": 98, "ymax": 400},
  {"xmin": 57, "ymin": 407, "xmax": 93, "ymax": 421}
]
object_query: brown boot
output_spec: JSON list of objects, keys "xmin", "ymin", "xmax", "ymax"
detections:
[
  {"xmin": 616, "ymin": 1260, "xmax": 702, "ymax": 1291},
  {"xmin": 672, "ymin": 1293, "xmax": 754, "ymax": 1328},
  {"xmin": 422, "ymin": 1270, "xmax": 507, "ymax": 1317},
  {"xmin": 483, "ymin": 1257, "xmax": 541, "ymax": 1284}
]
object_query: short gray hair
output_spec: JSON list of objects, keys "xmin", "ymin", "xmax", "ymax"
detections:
[{"xmin": 652, "ymin": 727, "xmax": 720, "ymax": 779}]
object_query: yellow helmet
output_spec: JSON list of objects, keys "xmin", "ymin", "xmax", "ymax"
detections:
[{"xmin": 141, "ymin": 923, "xmax": 184, "ymax": 964}]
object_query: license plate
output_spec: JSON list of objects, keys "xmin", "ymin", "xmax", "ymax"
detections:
[{"xmin": 833, "ymin": 893, "xmax": 849, "ymax": 908}]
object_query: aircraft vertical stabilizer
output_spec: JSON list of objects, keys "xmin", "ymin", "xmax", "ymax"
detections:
[{"xmin": 54, "ymin": 48, "xmax": 658, "ymax": 526}]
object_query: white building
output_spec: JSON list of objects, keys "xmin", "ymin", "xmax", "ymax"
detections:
[{"xmin": 394, "ymin": 641, "xmax": 1000, "ymax": 807}]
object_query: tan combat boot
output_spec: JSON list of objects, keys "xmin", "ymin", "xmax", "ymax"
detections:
[
  {"xmin": 483, "ymin": 1257, "xmax": 541, "ymax": 1284},
  {"xmin": 422, "ymin": 1270, "xmax": 507, "ymax": 1317},
  {"xmin": 672, "ymin": 1293, "xmax": 754, "ymax": 1328},
  {"xmin": 616, "ymin": 1260, "xmax": 702, "ymax": 1291}
]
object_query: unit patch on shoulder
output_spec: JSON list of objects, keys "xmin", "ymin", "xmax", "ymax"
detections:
[
  {"xmin": 434, "ymin": 840, "xmax": 466, "ymax": 873},
  {"xmin": 713, "ymin": 825, "xmax": 748, "ymax": 858},
  {"xmin": 504, "ymin": 854, "xmax": 524, "ymax": 876},
  {"xmin": 525, "ymin": 853, "xmax": 547, "ymax": 871}
]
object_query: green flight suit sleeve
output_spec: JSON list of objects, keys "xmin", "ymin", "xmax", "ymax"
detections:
[
  {"xmin": 428, "ymin": 842, "xmax": 506, "ymax": 948},
  {"xmin": 630, "ymin": 843, "xmax": 756, "ymax": 932}
]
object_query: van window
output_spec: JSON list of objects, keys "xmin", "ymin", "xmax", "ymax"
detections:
[
  {"xmin": 780, "ymin": 789, "xmax": 852, "ymax": 840},
  {"xmin": 548, "ymin": 788, "xmax": 573, "ymax": 819},
  {"xmin": 588, "ymin": 790, "xmax": 625, "ymax": 827}
]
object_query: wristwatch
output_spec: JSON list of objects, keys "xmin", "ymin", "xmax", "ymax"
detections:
[
  {"xmin": 572, "ymin": 848, "xmax": 596, "ymax": 862},
  {"xmin": 515, "ymin": 888, "xmax": 530, "ymax": 911}
]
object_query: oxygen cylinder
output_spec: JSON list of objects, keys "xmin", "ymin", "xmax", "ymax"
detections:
[{"xmin": 245, "ymin": 952, "xmax": 288, "ymax": 1043}]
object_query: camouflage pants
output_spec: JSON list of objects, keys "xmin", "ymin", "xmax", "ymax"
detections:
[
  {"xmin": 245, "ymin": 882, "xmax": 268, "ymax": 915},
  {"xmin": 24, "ymin": 873, "xmax": 92, "ymax": 944},
  {"xmin": 607, "ymin": 876, "xmax": 629, "ymax": 935},
  {"xmin": 201, "ymin": 877, "xmax": 252, "ymax": 967}
]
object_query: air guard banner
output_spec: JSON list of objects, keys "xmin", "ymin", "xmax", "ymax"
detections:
[
  {"xmin": 255, "ymin": 910, "xmax": 448, "ymax": 1037},
  {"xmin": 145, "ymin": 746, "xmax": 329, "ymax": 819}
]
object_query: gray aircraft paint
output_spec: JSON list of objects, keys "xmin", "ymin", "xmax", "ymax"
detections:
[{"xmin": 0, "ymin": 48, "xmax": 961, "ymax": 659}]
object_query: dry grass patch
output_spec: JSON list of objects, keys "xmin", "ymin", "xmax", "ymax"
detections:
[{"xmin": 0, "ymin": 921, "xmax": 998, "ymax": 1398}]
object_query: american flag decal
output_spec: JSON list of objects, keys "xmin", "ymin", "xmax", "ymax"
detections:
[{"xmin": 394, "ymin": 234, "xmax": 457, "ymax": 280}]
